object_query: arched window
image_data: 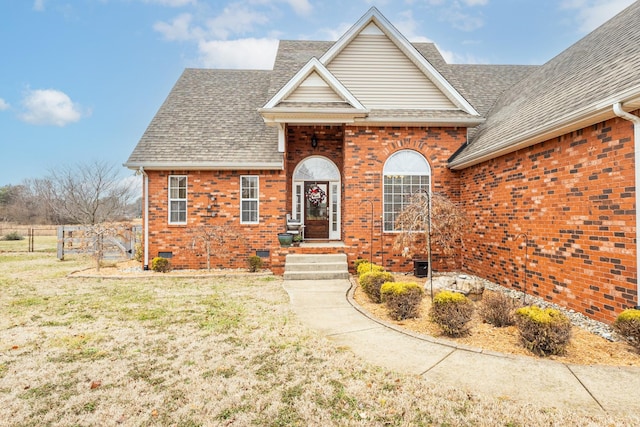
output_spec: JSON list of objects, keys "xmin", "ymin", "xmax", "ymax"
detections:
[{"xmin": 383, "ymin": 150, "xmax": 431, "ymax": 232}]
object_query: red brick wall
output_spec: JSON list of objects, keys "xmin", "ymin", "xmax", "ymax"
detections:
[
  {"xmin": 144, "ymin": 169, "xmax": 287, "ymax": 270},
  {"xmin": 459, "ymin": 115, "xmax": 638, "ymax": 323},
  {"xmin": 341, "ymin": 125, "xmax": 466, "ymax": 273}
]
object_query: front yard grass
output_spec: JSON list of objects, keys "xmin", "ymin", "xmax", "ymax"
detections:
[{"xmin": 1, "ymin": 253, "xmax": 639, "ymax": 426}]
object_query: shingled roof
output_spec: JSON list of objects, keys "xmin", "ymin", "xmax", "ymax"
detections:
[
  {"xmin": 449, "ymin": 1, "xmax": 640, "ymax": 169},
  {"xmin": 125, "ymin": 69, "xmax": 281, "ymax": 170}
]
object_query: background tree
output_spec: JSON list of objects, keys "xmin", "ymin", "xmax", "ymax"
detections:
[
  {"xmin": 42, "ymin": 161, "xmax": 135, "ymax": 225},
  {"xmin": 393, "ymin": 192, "xmax": 469, "ymax": 263}
]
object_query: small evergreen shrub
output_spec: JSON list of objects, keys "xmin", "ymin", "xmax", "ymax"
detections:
[
  {"xmin": 353, "ymin": 258, "xmax": 368, "ymax": 271},
  {"xmin": 247, "ymin": 255, "xmax": 263, "ymax": 272},
  {"xmin": 430, "ymin": 290, "xmax": 475, "ymax": 337},
  {"xmin": 356, "ymin": 261, "xmax": 384, "ymax": 277},
  {"xmin": 479, "ymin": 291, "xmax": 520, "ymax": 327},
  {"xmin": 360, "ymin": 271, "xmax": 395, "ymax": 303},
  {"xmin": 3, "ymin": 231, "xmax": 24, "ymax": 241},
  {"xmin": 134, "ymin": 242, "xmax": 143, "ymax": 262},
  {"xmin": 515, "ymin": 306, "xmax": 572, "ymax": 356},
  {"xmin": 614, "ymin": 308, "xmax": 640, "ymax": 352},
  {"xmin": 151, "ymin": 256, "xmax": 171, "ymax": 273},
  {"xmin": 380, "ymin": 281, "xmax": 424, "ymax": 320}
]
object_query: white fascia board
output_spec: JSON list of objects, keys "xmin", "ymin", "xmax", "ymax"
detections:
[
  {"xmin": 124, "ymin": 161, "xmax": 284, "ymax": 171},
  {"xmin": 319, "ymin": 7, "xmax": 479, "ymax": 117},
  {"xmin": 262, "ymin": 57, "xmax": 365, "ymax": 110}
]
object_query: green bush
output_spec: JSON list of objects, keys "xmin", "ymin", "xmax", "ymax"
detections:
[
  {"xmin": 3, "ymin": 231, "xmax": 24, "ymax": 241},
  {"xmin": 380, "ymin": 281, "xmax": 424, "ymax": 320},
  {"xmin": 151, "ymin": 256, "xmax": 171, "ymax": 273},
  {"xmin": 360, "ymin": 271, "xmax": 395, "ymax": 303},
  {"xmin": 479, "ymin": 292, "xmax": 520, "ymax": 327},
  {"xmin": 515, "ymin": 306, "xmax": 572, "ymax": 356},
  {"xmin": 356, "ymin": 261, "xmax": 384, "ymax": 277},
  {"xmin": 614, "ymin": 309, "xmax": 640, "ymax": 352},
  {"xmin": 247, "ymin": 255, "xmax": 263, "ymax": 272},
  {"xmin": 430, "ymin": 290, "xmax": 475, "ymax": 337}
]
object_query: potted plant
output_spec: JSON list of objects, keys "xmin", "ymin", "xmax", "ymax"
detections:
[
  {"xmin": 278, "ymin": 232, "xmax": 293, "ymax": 247},
  {"xmin": 292, "ymin": 234, "xmax": 302, "ymax": 246}
]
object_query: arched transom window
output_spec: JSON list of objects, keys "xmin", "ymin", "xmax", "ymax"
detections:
[{"xmin": 383, "ymin": 150, "xmax": 431, "ymax": 232}]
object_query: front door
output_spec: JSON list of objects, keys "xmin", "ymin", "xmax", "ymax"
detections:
[{"xmin": 304, "ymin": 182, "xmax": 329, "ymax": 239}]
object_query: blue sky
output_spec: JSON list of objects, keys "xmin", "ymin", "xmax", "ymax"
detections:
[{"xmin": 0, "ymin": 0, "xmax": 635, "ymax": 186}]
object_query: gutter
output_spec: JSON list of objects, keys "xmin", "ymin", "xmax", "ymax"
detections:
[
  {"xmin": 138, "ymin": 167, "xmax": 149, "ymax": 271},
  {"xmin": 613, "ymin": 102, "xmax": 640, "ymax": 309}
]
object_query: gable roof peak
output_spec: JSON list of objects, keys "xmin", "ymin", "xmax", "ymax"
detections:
[{"xmin": 319, "ymin": 7, "xmax": 478, "ymax": 116}]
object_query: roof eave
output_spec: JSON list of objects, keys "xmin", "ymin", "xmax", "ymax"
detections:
[
  {"xmin": 259, "ymin": 109, "xmax": 369, "ymax": 124},
  {"xmin": 124, "ymin": 160, "xmax": 284, "ymax": 171},
  {"xmin": 354, "ymin": 117, "xmax": 485, "ymax": 127}
]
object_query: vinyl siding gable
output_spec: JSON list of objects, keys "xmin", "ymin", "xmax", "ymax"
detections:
[{"xmin": 326, "ymin": 23, "xmax": 456, "ymax": 110}]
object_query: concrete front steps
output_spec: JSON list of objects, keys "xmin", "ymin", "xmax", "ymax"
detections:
[{"xmin": 283, "ymin": 253, "xmax": 349, "ymax": 281}]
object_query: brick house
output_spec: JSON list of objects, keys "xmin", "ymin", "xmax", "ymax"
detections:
[{"xmin": 126, "ymin": 4, "xmax": 640, "ymax": 323}]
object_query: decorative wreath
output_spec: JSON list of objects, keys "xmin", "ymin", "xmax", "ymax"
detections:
[{"xmin": 306, "ymin": 185, "xmax": 326, "ymax": 207}]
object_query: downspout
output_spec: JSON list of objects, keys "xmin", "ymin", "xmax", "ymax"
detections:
[
  {"xmin": 613, "ymin": 102, "xmax": 640, "ymax": 309},
  {"xmin": 139, "ymin": 167, "xmax": 150, "ymax": 270}
]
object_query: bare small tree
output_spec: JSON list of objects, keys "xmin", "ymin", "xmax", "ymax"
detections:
[
  {"xmin": 42, "ymin": 161, "xmax": 135, "ymax": 225},
  {"xmin": 393, "ymin": 192, "xmax": 469, "ymax": 262},
  {"xmin": 77, "ymin": 222, "xmax": 131, "ymax": 271},
  {"xmin": 189, "ymin": 225, "xmax": 240, "ymax": 270}
]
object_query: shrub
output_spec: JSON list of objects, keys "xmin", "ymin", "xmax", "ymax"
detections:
[
  {"xmin": 247, "ymin": 255, "xmax": 263, "ymax": 272},
  {"xmin": 356, "ymin": 261, "xmax": 384, "ymax": 277},
  {"xmin": 479, "ymin": 292, "xmax": 520, "ymax": 327},
  {"xmin": 515, "ymin": 306, "xmax": 572, "ymax": 356},
  {"xmin": 353, "ymin": 258, "xmax": 368, "ymax": 271},
  {"xmin": 360, "ymin": 271, "xmax": 395, "ymax": 303},
  {"xmin": 430, "ymin": 290, "xmax": 475, "ymax": 337},
  {"xmin": 380, "ymin": 281, "xmax": 424, "ymax": 320},
  {"xmin": 614, "ymin": 309, "xmax": 640, "ymax": 352},
  {"xmin": 151, "ymin": 256, "xmax": 171, "ymax": 273},
  {"xmin": 3, "ymin": 231, "xmax": 24, "ymax": 241}
]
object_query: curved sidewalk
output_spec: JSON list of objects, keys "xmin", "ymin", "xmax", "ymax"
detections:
[{"xmin": 283, "ymin": 278, "xmax": 640, "ymax": 416}]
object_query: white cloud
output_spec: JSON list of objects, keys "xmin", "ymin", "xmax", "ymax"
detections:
[
  {"xmin": 285, "ymin": 0, "xmax": 313, "ymax": 16},
  {"xmin": 33, "ymin": 0, "xmax": 45, "ymax": 11},
  {"xmin": 463, "ymin": 0, "xmax": 488, "ymax": 5},
  {"xmin": 561, "ymin": 0, "xmax": 635, "ymax": 33},
  {"xmin": 0, "ymin": 98, "xmax": 9, "ymax": 111},
  {"xmin": 19, "ymin": 89, "xmax": 86, "ymax": 127},
  {"xmin": 154, "ymin": 13, "xmax": 202, "ymax": 41},
  {"xmin": 395, "ymin": 10, "xmax": 434, "ymax": 43},
  {"xmin": 198, "ymin": 38, "xmax": 279, "ymax": 69},
  {"xmin": 205, "ymin": 5, "xmax": 270, "ymax": 39}
]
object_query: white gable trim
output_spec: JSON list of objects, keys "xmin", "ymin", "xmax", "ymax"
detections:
[
  {"xmin": 262, "ymin": 57, "xmax": 366, "ymax": 111},
  {"xmin": 320, "ymin": 7, "xmax": 479, "ymax": 116}
]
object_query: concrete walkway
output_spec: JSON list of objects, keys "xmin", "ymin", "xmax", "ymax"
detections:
[{"xmin": 283, "ymin": 278, "xmax": 640, "ymax": 416}]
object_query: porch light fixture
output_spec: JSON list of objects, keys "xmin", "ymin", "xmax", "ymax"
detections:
[{"xmin": 311, "ymin": 134, "xmax": 318, "ymax": 148}]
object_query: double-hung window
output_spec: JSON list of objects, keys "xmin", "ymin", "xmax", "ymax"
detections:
[
  {"xmin": 383, "ymin": 150, "xmax": 431, "ymax": 232},
  {"xmin": 241, "ymin": 176, "xmax": 259, "ymax": 224},
  {"xmin": 168, "ymin": 175, "xmax": 187, "ymax": 224}
]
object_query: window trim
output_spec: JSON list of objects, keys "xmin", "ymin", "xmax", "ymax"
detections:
[
  {"xmin": 168, "ymin": 175, "xmax": 187, "ymax": 225},
  {"xmin": 240, "ymin": 175, "xmax": 259, "ymax": 224}
]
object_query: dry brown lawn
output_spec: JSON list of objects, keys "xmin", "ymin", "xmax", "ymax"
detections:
[
  {"xmin": 1, "ymin": 253, "xmax": 639, "ymax": 426},
  {"xmin": 353, "ymin": 277, "xmax": 640, "ymax": 367}
]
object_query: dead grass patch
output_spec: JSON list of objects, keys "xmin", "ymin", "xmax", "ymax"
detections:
[{"xmin": 0, "ymin": 255, "xmax": 639, "ymax": 426}]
